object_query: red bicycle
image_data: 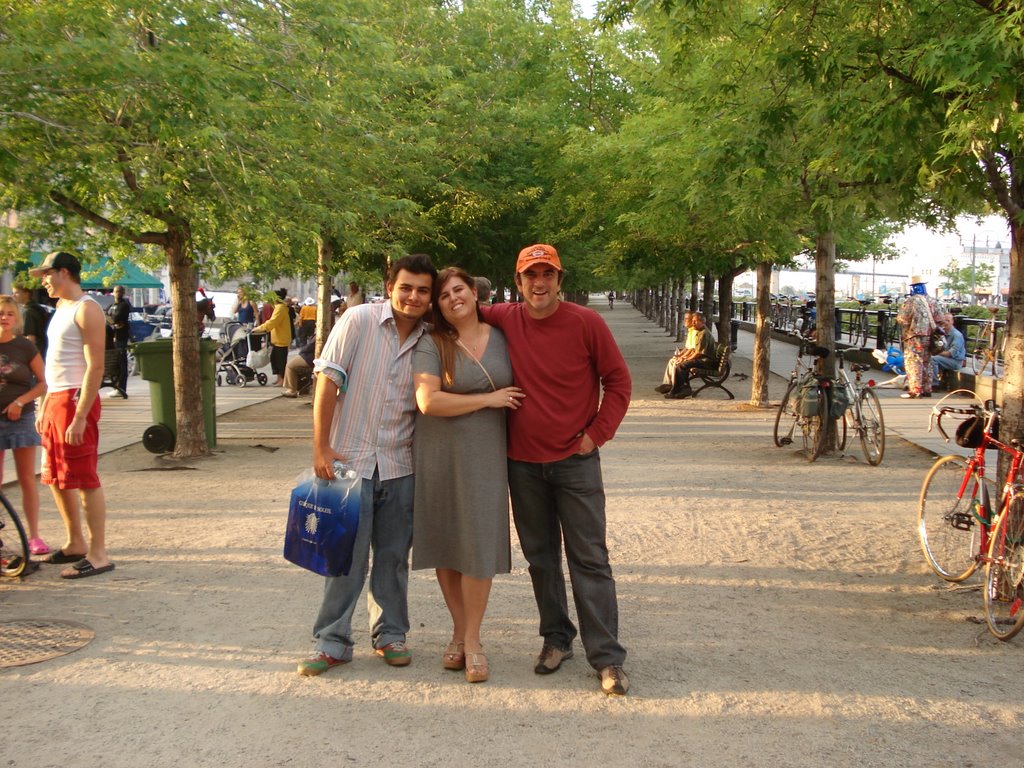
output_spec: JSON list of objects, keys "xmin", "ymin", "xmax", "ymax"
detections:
[{"xmin": 918, "ymin": 393, "xmax": 1024, "ymax": 640}]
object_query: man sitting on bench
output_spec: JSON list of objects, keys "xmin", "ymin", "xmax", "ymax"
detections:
[
  {"xmin": 655, "ymin": 311, "xmax": 694, "ymax": 395},
  {"xmin": 663, "ymin": 312, "xmax": 714, "ymax": 400}
]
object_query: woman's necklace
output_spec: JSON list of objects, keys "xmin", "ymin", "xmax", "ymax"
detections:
[{"xmin": 457, "ymin": 324, "xmax": 487, "ymax": 357}]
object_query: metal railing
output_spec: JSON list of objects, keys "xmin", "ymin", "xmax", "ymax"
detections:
[{"xmin": 729, "ymin": 300, "xmax": 1005, "ymax": 355}]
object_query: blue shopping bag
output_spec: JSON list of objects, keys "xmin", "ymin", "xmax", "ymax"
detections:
[{"xmin": 284, "ymin": 464, "xmax": 361, "ymax": 577}]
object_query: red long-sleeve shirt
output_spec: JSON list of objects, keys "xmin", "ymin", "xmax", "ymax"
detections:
[{"xmin": 482, "ymin": 301, "xmax": 631, "ymax": 462}]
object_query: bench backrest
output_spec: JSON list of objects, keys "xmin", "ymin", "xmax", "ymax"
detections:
[{"xmin": 711, "ymin": 343, "xmax": 730, "ymax": 375}]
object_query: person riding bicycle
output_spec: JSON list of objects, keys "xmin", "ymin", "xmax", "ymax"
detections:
[{"xmin": 607, "ymin": 291, "xmax": 615, "ymax": 309}]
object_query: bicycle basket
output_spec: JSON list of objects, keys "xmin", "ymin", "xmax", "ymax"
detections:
[{"xmin": 955, "ymin": 415, "xmax": 998, "ymax": 449}]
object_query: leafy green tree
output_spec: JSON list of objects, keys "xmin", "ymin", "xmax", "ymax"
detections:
[
  {"xmin": 0, "ymin": 0, "xmax": 435, "ymax": 455},
  {"xmin": 586, "ymin": 1, "xmax": 934, "ymax": 416},
  {"xmin": 938, "ymin": 260, "xmax": 996, "ymax": 299},
  {"xmin": 0, "ymin": 1, "xmax": 294, "ymax": 455}
]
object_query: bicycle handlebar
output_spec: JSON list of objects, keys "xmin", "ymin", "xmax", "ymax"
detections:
[{"xmin": 928, "ymin": 397, "xmax": 998, "ymax": 442}]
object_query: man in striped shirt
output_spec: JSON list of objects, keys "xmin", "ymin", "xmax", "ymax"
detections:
[{"xmin": 297, "ymin": 253, "xmax": 437, "ymax": 676}]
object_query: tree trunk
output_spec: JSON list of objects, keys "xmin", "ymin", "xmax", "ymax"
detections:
[
  {"xmin": 717, "ymin": 270, "xmax": 734, "ymax": 346},
  {"xmin": 315, "ymin": 235, "xmax": 335, "ymax": 358},
  {"xmin": 816, "ymin": 230, "xmax": 839, "ymax": 454},
  {"xmin": 998, "ymin": 215, "xmax": 1023, "ymax": 484},
  {"xmin": 672, "ymin": 278, "xmax": 683, "ymax": 340},
  {"xmin": 167, "ymin": 226, "xmax": 209, "ymax": 458},
  {"xmin": 689, "ymin": 275, "xmax": 699, "ymax": 311},
  {"xmin": 702, "ymin": 272, "xmax": 715, "ymax": 320},
  {"xmin": 667, "ymin": 280, "xmax": 675, "ymax": 336},
  {"xmin": 750, "ymin": 261, "xmax": 772, "ymax": 407}
]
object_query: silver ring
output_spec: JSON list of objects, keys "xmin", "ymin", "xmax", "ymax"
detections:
[{"xmin": 508, "ymin": 396, "xmax": 513, "ymax": 402}]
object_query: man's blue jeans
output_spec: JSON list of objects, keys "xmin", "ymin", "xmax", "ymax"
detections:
[
  {"xmin": 933, "ymin": 354, "xmax": 963, "ymax": 382},
  {"xmin": 508, "ymin": 452, "xmax": 626, "ymax": 670},
  {"xmin": 311, "ymin": 471, "xmax": 414, "ymax": 660}
]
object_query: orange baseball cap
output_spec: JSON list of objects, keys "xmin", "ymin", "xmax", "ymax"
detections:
[{"xmin": 516, "ymin": 244, "xmax": 562, "ymax": 274}]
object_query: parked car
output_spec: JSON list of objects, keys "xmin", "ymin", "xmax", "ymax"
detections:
[{"xmin": 129, "ymin": 311, "xmax": 160, "ymax": 342}]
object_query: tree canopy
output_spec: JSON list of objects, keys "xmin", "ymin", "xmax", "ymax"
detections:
[{"xmin": 2, "ymin": 0, "xmax": 1023, "ymax": 453}]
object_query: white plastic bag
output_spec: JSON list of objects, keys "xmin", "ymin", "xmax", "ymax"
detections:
[{"xmin": 247, "ymin": 345, "xmax": 271, "ymax": 369}]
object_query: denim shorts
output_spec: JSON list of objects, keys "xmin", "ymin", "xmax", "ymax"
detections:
[{"xmin": 0, "ymin": 408, "xmax": 41, "ymax": 451}]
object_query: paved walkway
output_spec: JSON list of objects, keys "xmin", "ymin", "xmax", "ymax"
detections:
[
  {"xmin": 608, "ymin": 301, "xmax": 972, "ymax": 459},
  {"xmin": 3, "ymin": 304, "xmax": 973, "ymax": 488},
  {"xmin": 1, "ymin": 358, "xmax": 282, "ymax": 484},
  {"xmin": 730, "ymin": 326, "xmax": 972, "ymax": 458}
]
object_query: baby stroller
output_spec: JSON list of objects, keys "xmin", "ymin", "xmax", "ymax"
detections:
[{"xmin": 216, "ymin": 322, "xmax": 269, "ymax": 387}]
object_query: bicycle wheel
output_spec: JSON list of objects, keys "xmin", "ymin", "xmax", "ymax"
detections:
[
  {"xmin": 918, "ymin": 455, "xmax": 983, "ymax": 581},
  {"xmin": 855, "ymin": 316, "xmax": 869, "ymax": 348},
  {"xmin": 837, "ymin": 406, "xmax": 849, "ymax": 451},
  {"xmin": 801, "ymin": 385, "xmax": 827, "ymax": 462},
  {"xmin": 970, "ymin": 348, "xmax": 988, "ymax": 376},
  {"xmin": 857, "ymin": 388, "xmax": 885, "ymax": 466},
  {"xmin": 0, "ymin": 492, "xmax": 29, "ymax": 578},
  {"xmin": 983, "ymin": 495, "xmax": 1024, "ymax": 640},
  {"xmin": 773, "ymin": 380, "xmax": 800, "ymax": 447}
]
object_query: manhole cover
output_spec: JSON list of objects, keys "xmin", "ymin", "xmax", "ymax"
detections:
[{"xmin": 0, "ymin": 619, "xmax": 95, "ymax": 668}]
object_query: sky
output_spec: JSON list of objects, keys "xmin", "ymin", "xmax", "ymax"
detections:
[{"xmin": 734, "ymin": 215, "xmax": 1012, "ymax": 299}]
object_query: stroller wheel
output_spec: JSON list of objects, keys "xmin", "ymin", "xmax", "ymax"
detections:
[
  {"xmin": 224, "ymin": 370, "xmax": 237, "ymax": 386},
  {"xmin": 216, "ymin": 374, "xmax": 223, "ymax": 387},
  {"xmin": 257, "ymin": 372, "xmax": 268, "ymax": 386},
  {"xmin": 234, "ymin": 375, "xmax": 247, "ymax": 388}
]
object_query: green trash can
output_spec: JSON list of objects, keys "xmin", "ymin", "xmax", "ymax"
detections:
[{"xmin": 133, "ymin": 338, "xmax": 219, "ymax": 453}]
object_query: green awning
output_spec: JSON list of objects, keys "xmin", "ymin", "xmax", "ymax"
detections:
[{"xmin": 21, "ymin": 252, "xmax": 164, "ymax": 290}]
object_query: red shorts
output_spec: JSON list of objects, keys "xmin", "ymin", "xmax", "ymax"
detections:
[{"xmin": 40, "ymin": 389, "xmax": 101, "ymax": 490}]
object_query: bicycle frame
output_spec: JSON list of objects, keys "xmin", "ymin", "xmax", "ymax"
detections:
[
  {"xmin": 971, "ymin": 308, "xmax": 1004, "ymax": 378},
  {"xmin": 933, "ymin": 401, "xmax": 1024, "ymax": 564},
  {"xmin": 847, "ymin": 300, "xmax": 871, "ymax": 347}
]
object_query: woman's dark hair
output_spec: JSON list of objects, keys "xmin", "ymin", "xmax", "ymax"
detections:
[{"xmin": 431, "ymin": 266, "xmax": 482, "ymax": 388}]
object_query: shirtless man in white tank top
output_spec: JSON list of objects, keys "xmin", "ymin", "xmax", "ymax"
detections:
[{"xmin": 29, "ymin": 251, "xmax": 113, "ymax": 579}]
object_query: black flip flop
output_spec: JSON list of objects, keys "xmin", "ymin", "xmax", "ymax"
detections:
[
  {"xmin": 61, "ymin": 559, "xmax": 115, "ymax": 580},
  {"xmin": 47, "ymin": 549, "xmax": 88, "ymax": 565}
]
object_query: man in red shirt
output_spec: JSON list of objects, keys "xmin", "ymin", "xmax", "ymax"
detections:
[{"xmin": 482, "ymin": 244, "xmax": 632, "ymax": 695}]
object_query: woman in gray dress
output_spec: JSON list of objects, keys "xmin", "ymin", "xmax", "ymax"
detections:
[{"xmin": 413, "ymin": 267, "xmax": 523, "ymax": 683}]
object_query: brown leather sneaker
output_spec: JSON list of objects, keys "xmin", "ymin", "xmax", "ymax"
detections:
[
  {"xmin": 534, "ymin": 643, "xmax": 573, "ymax": 675},
  {"xmin": 600, "ymin": 665, "xmax": 630, "ymax": 696}
]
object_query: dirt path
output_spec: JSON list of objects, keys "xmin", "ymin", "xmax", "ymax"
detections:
[{"xmin": 1, "ymin": 306, "xmax": 1019, "ymax": 768}]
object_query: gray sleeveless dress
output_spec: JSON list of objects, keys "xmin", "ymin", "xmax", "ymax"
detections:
[{"xmin": 412, "ymin": 330, "xmax": 512, "ymax": 579}]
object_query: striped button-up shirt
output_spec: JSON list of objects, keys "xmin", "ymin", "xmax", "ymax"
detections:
[{"xmin": 313, "ymin": 301, "xmax": 427, "ymax": 481}]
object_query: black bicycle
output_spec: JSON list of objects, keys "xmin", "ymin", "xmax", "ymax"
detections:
[{"xmin": 0, "ymin": 490, "xmax": 29, "ymax": 577}]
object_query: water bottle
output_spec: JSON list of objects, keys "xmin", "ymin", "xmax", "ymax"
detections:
[{"xmin": 332, "ymin": 460, "xmax": 357, "ymax": 481}]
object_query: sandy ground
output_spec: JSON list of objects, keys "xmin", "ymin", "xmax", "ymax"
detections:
[{"xmin": 1, "ymin": 307, "xmax": 1020, "ymax": 768}]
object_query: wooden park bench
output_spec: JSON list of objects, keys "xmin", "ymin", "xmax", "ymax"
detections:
[{"xmin": 690, "ymin": 343, "xmax": 734, "ymax": 400}]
